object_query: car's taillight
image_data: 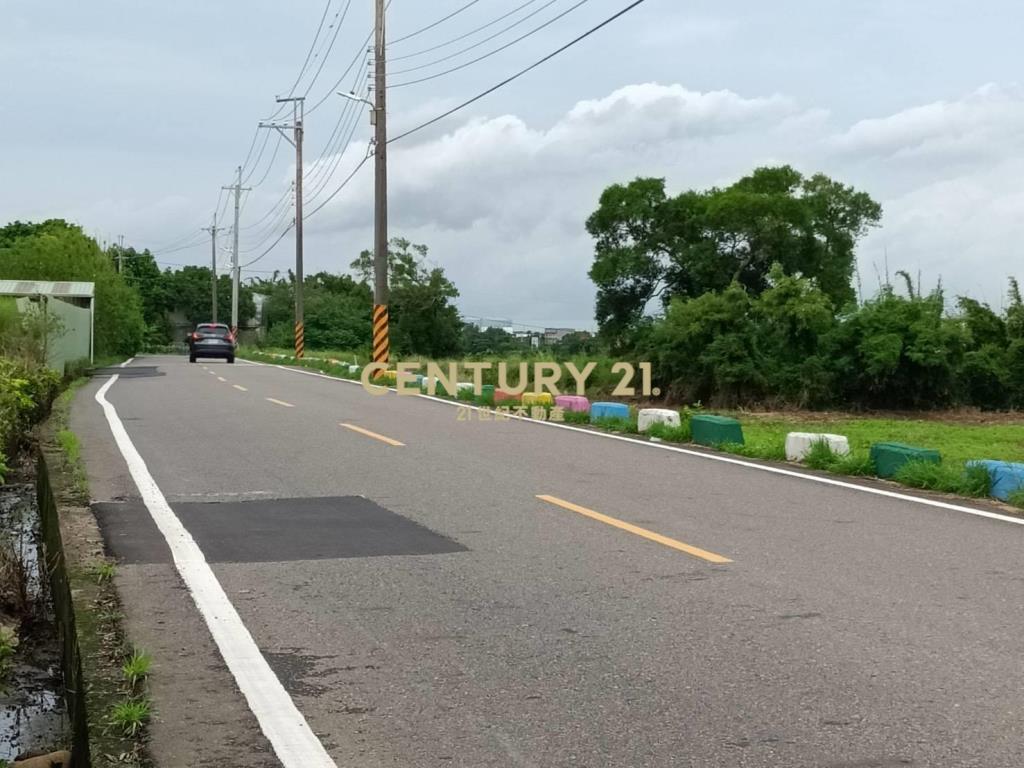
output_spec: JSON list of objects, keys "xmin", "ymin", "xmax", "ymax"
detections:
[{"xmin": 192, "ymin": 332, "xmax": 201, "ymax": 340}]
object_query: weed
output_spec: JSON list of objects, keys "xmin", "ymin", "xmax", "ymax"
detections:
[
  {"xmin": 57, "ymin": 429, "xmax": 80, "ymax": 464},
  {"xmin": 722, "ymin": 440, "xmax": 788, "ymax": 462},
  {"xmin": 646, "ymin": 421, "xmax": 692, "ymax": 443},
  {"xmin": 592, "ymin": 416, "xmax": 638, "ymax": 434},
  {"xmin": 91, "ymin": 560, "xmax": 117, "ymax": 584},
  {"xmin": 1008, "ymin": 489, "xmax": 1024, "ymax": 510},
  {"xmin": 830, "ymin": 452, "xmax": 876, "ymax": 477},
  {"xmin": 803, "ymin": 439, "xmax": 839, "ymax": 470},
  {"xmin": 110, "ymin": 697, "xmax": 150, "ymax": 737},
  {"xmin": 122, "ymin": 649, "xmax": 152, "ymax": 688},
  {"xmin": 562, "ymin": 410, "xmax": 590, "ymax": 425},
  {"xmin": 893, "ymin": 460, "xmax": 990, "ymax": 498}
]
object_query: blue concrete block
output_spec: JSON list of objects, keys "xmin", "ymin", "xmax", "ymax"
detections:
[
  {"xmin": 968, "ymin": 460, "xmax": 1024, "ymax": 501},
  {"xmin": 590, "ymin": 402, "xmax": 630, "ymax": 423}
]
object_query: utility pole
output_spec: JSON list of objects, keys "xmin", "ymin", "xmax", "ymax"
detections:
[
  {"xmin": 117, "ymin": 234, "xmax": 125, "ymax": 274},
  {"xmin": 201, "ymin": 215, "xmax": 220, "ymax": 323},
  {"xmin": 262, "ymin": 97, "xmax": 305, "ymax": 358},
  {"xmin": 222, "ymin": 168, "xmax": 251, "ymax": 338},
  {"xmin": 372, "ymin": 0, "xmax": 390, "ymax": 372}
]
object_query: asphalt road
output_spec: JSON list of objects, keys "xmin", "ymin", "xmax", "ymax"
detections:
[{"xmin": 72, "ymin": 355, "xmax": 1024, "ymax": 767}]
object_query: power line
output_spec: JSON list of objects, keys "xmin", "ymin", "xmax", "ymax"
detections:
[
  {"xmin": 283, "ymin": 0, "xmax": 334, "ymax": 96},
  {"xmin": 391, "ymin": 0, "xmax": 590, "ymax": 86},
  {"xmin": 241, "ymin": 129, "xmax": 273, "ymax": 185},
  {"xmin": 152, "ymin": 234, "xmax": 207, "ymax": 256},
  {"xmin": 240, "ymin": 220, "xmax": 296, "ymax": 268},
  {"xmin": 390, "ymin": 0, "xmax": 542, "ymax": 62},
  {"xmin": 302, "ymin": 0, "xmax": 355, "ymax": 98},
  {"xmin": 305, "ymin": 1, "xmax": 393, "ymax": 114},
  {"xmin": 240, "ymin": 183, "xmax": 294, "ymax": 231},
  {"xmin": 390, "ymin": 0, "xmax": 648, "ymax": 142},
  {"xmin": 249, "ymin": 132, "xmax": 285, "ymax": 188},
  {"xmin": 391, "ymin": 0, "xmax": 561, "ymax": 74},
  {"xmin": 303, "ymin": 151, "xmax": 371, "ymax": 220},
  {"xmin": 390, "ymin": 0, "xmax": 484, "ymax": 45}
]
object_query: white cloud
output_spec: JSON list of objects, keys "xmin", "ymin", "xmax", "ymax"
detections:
[{"xmin": 54, "ymin": 81, "xmax": 1024, "ymax": 326}]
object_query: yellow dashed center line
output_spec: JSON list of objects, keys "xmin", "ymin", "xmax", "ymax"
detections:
[
  {"xmin": 536, "ymin": 494, "xmax": 732, "ymax": 564},
  {"xmin": 265, "ymin": 397, "xmax": 295, "ymax": 408},
  {"xmin": 340, "ymin": 423, "xmax": 405, "ymax": 447},
  {"xmin": 233, "ymin": 385, "xmax": 248, "ymax": 392}
]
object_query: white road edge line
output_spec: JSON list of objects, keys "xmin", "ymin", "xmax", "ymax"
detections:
[
  {"xmin": 94, "ymin": 375, "xmax": 336, "ymax": 768},
  {"xmin": 244, "ymin": 358, "xmax": 1024, "ymax": 527}
]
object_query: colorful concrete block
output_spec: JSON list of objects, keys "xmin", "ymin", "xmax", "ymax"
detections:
[
  {"xmin": 555, "ymin": 395, "xmax": 589, "ymax": 413},
  {"xmin": 494, "ymin": 389, "xmax": 521, "ymax": 403},
  {"xmin": 637, "ymin": 408, "xmax": 681, "ymax": 433},
  {"xmin": 785, "ymin": 432, "xmax": 851, "ymax": 462},
  {"xmin": 480, "ymin": 384, "xmax": 495, "ymax": 404},
  {"xmin": 870, "ymin": 442, "xmax": 941, "ymax": 479},
  {"xmin": 590, "ymin": 402, "xmax": 630, "ymax": 423},
  {"xmin": 522, "ymin": 392, "xmax": 554, "ymax": 406},
  {"xmin": 691, "ymin": 415, "xmax": 744, "ymax": 447},
  {"xmin": 967, "ymin": 460, "xmax": 1024, "ymax": 501}
]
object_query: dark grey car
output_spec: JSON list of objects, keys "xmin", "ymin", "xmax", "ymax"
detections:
[{"xmin": 187, "ymin": 323, "xmax": 235, "ymax": 363}]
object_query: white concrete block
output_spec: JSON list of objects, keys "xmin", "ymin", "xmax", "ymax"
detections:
[
  {"xmin": 638, "ymin": 408, "xmax": 681, "ymax": 433},
  {"xmin": 457, "ymin": 382, "xmax": 475, "ymax": 392},
  {"xmin": 785, "ymin": 432, "xmax": 850, "ymax": 462}
]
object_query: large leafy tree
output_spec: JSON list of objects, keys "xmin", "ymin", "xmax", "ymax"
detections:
[
  {"xmin": 351, "ymin": 238, "xmax": 463, "ymax": 357},
  {"xmin": 587, "ymin": 166, "xmax": 881, "ymax": 345}
]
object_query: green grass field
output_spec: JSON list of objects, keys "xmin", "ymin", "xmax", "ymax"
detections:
[{"xmin": 734, "ymin": 414, "xmax": 1024, "ymax": 466}]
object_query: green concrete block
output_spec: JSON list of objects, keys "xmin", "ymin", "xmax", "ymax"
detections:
[
  {"xmin": 691, "ymin": 414, "xmax": 744, "ymax": 447},
  {"xmin": 481, "ymin": 384, "xmax": 495, "ymax": 405},
  {"xmin": 870, "ymin": 442, "xmax": 941, "ymax": 479}
]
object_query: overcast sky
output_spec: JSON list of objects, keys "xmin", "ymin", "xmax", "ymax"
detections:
[{"xmin": 3, "ymin": 0, "xmax": 1023, "ymax": 329}]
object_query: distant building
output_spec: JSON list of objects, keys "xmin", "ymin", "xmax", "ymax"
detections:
[{"xmin": 544, "ymin": 327, "xmax": 590, "ymax": 344}]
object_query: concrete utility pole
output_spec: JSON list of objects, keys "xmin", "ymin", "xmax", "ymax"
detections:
[
  {"xmin": 222, "ymin": 168, "xmax": 251, "ymax": 337},
  {"xmin": 201, "ymin": 215, "xmax": 220, "ymax": 323},
  {"xmin": 262, "ymin": 97, "xmax": 305, "ymax": 358},
  {"xmin": 372, "ymin": 0, "xmax": 390, "ymax": 371},
  {"xmin": 117, "ymin": 234, "xmax": 125, "ymax": 273}
]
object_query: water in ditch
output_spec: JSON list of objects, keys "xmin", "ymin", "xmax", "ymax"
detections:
[{"xmin": 0, "ymin": 481, "xmax": 68, "ymax": 761}]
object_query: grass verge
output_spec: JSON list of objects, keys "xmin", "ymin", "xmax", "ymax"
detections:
[
  {"xmin": 40, "ymin": 380, "xmax": 152, "ymax": 766},
  {"xmin": 241, "ymin": 349, "xmax": 1024, "ymax": 509}
]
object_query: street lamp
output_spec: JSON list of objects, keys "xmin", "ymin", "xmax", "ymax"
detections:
[{"xmin": 338, "ymin": 91, "xmax": 376, "ymax": 123}]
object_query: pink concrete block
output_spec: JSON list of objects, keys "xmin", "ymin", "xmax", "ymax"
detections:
[{"xmin": 555, "ymin": 395, "xmax": 590, "ymax": 412}]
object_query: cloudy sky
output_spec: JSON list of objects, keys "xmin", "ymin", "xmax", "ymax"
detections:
[{"xmin": 3, "ymin": 0, "xmax": 1023, "ymax": 329}]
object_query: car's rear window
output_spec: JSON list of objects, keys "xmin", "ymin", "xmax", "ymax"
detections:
[{"xmin": 196, "ymin": 326, "xmax": 230, "ymax": 337}]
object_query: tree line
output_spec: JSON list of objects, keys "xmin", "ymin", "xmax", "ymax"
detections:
[{"xmin": 587, "ymin": 166, "xmax": 1024, "ymax": 410}]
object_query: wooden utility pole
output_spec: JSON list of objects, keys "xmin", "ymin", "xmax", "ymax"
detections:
[
  {"xmin": 265, "ymin": 97, "xmax": 305, "ymax": 358},
  {"xmin": 201, "ymin": 215, "xmax": 220, "ymax": 322}
]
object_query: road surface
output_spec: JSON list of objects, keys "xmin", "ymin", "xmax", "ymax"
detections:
[{"xmin": 72, "ymin": 356, "xmax": 1024, "ymax": 767}]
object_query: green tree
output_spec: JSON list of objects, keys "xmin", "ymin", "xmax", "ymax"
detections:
[
  {"xmin": 0, "ymin": 220, "xmax": 144, "ymax": 355},
  {"xmin": 350, "ymin": 238, "xmax": 463, "ymax": 357},
  {"xmin": 587, "ymin": 167, "xmax": 881, "ymax": 344},
  {"xmin": 647, "ymin": 282, "xmax": 763, "ymax": 406},
  {"xmin": 166, "ymin": 266, "xmax": 256, "ymax": 330}
]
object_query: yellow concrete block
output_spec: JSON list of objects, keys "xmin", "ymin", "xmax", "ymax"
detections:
[{"xmin": 522, "ymin": 392, "xmax": 554, "ymax": 406}]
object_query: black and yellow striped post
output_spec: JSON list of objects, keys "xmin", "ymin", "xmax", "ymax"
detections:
[
  {"xmin": 295, "ymin": 321, "xmax": 305, "ymax": 359},
  {"xmin": 372, "ymin": 305, "xmax": 389, "ymax": 378}
]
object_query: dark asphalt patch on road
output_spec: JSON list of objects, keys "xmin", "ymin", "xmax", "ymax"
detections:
[
  {"xmin": 94, "ymin": 496, "xmax": 467, "ymax": 564},
  {"xmin": 90, "ymin": 366, "xmax": 164, "ymax": 378}
]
